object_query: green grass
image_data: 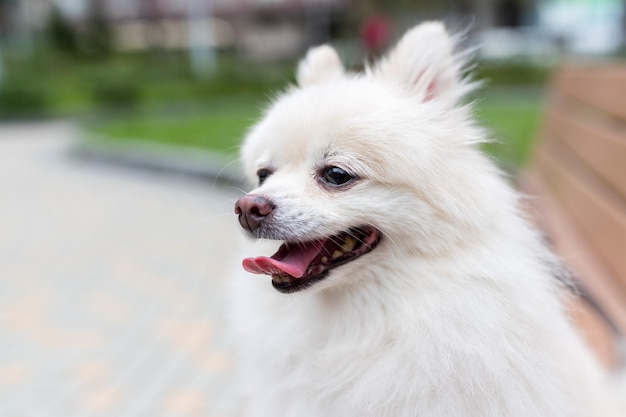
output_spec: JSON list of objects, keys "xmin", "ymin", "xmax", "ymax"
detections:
[
  {"xmin": 87, "ymin": 86, "xmax": 544, "ymax": 169},
  {"xmin": 476, "ymin": 87, "xmax": 544, "ymax": 168},
  {"xmin": 2, "ymin": 48, "xmax": 546, "ymax": 168},
  {"xmin": 88, "ymin": 96, "xmax": 266, "ymax": 155}
]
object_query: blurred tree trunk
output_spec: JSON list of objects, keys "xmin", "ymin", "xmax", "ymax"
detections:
[
  {"xmin": 142, "ymin": 0, "xmax": 164, "ymax": 53},
  {"xmin": 85, "ymin": 0, "xmax": 113, "ymax": 57}
]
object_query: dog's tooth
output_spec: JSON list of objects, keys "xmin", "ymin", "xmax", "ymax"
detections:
[
  {"xmin": 341, "ymin": 236, "xmax": 356, "ymax": 252},
  {"xmin": 321, "ymin": 256, "xmax": 328, "ymax": 264},
  {"xmin": 332, "ymin": 250, "xmax": 343, "ymax": 259}
]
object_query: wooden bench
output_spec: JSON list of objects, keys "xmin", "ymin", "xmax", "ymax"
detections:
[{"xmin": 520, "ymin": 64, "xmax": 626, "ymax": 370}]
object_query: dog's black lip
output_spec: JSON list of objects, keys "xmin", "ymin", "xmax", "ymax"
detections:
[
  {"xmin": 270, "ymin": 227, "xmax": 382, "ymax": 294},
  {"xmin": 272, "ymin": 270, "xmax": 330, "ymax": 294}
]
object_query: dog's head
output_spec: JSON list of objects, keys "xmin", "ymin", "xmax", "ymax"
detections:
[{"xmin": 235, "ymin": 22, "xmax": 499, "ymax": 294}]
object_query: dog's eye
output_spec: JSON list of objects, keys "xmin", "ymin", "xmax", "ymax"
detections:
[
  {"xmin": 321, "ymin": 166, "xmax": 355, "ymax": 186},
  {"xmin": 257, "ymin": 168, "xmax": 273, "ymax": 185}
]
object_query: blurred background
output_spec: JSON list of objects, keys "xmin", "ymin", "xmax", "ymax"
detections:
[
  {"xmin": 1, "ymin": 0, "xmax": 624, "ymax": 166},
  {"xmin": 0, "ymin": 0, "xmax": 626, "ymax": 166},
  {"xmin": 0, "ymin": 0, "xmax": 625, "ymax": 416}
]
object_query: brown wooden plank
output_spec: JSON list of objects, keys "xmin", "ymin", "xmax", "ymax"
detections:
[
  {"xmin": 545, "ymin": 106, "xmax": 626, "ymax": 200},
  {"xmin": 554, "ymin": 65, "xmax": 626, "ymax": 121},
  {"xmin": 568, "ymin": 298, "xmax": 619, "ymax": 370},
  {"xmin": 535, "ymin": 142, "xmax": 626, "ymax": 293},
  {"xmin": 526, "ymin": 64, "xmax": 626, "ymax": 370},
  {"xmin": 520, "ymin": 172, "xmax": 626, "ymax": 370}
]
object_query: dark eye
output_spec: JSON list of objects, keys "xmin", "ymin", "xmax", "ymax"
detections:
[
  {"xmin": 321, "ymin": 166, "xmax": 355, "ymax": 186},
  {"xmin": 257, "ymin": 168, "xmax": 272, "ymax": 185}
]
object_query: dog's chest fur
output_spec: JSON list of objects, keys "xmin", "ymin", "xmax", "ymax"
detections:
[{"xmin": 231, "ymin": 256, "xmax": 606, "ymax": 417}]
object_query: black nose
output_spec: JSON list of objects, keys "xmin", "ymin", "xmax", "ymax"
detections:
[{"xmin": 234, "ymin": 195, "xmax": 274, "ymax": 232}]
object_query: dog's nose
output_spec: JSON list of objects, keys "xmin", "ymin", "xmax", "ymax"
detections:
[{"xmin": 234, "ymin": 194, "xmax": 274, "ymax": 232}]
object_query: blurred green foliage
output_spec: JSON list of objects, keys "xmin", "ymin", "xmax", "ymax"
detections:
[
  {"xmin": 84, "ymin": 3, "xmax": 113, "ymax": 57},
  {"xmin": 0, "ymin": 41, "xmax": 547, "ymax": 168},
  {"xmin": 0, "ymin": 42, "xmax": 550, "ymax": 116},
  {"xmin": 0, "ymin": 79, "xmax": 49, "ymax": 115},
  {"xmin": 45, "ymin": 4, "xmax": 113, "ymax": 58},
  {"xmin": 0, "ymin": 49, "xmax": 289, "ymax": 117},
  {"xmin": 46, "ymin": 7, "xmax": 81, "ymax": 57}
]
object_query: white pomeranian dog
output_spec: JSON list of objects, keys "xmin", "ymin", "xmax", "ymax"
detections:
[{"xmin": 229, "ymin": 22, "xmax": 624, "ymax": 417}]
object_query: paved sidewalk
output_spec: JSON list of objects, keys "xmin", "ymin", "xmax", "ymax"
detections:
[{"xmin": 0, "ymin": 121, "xmax": 243, "ymax": 417}]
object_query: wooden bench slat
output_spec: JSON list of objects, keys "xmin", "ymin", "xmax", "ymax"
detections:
[
  {"xmin": 520, "ymin": 173, "xmax": 626, "ymax": 369},
  {"xmin": 520, "ymin": 170, "xmax": 626, "ymax": 338},
  {"xmin": 527, "ymin": 65, "xmax": 626, "ymax": 369},
  {"xmin": 546, "ymin": 106, "xmax": 626, "ymax": 200},
  {"xmin": 554, "ymin": 66, "xmax": 626, "ymax": 121},
  {"xmin": 536, "ymin": 141, "xmax": 626, "ymax": 292}
]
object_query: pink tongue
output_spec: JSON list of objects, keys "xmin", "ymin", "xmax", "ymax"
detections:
[{"xmin": 242, "ymin": 240, "xmax": 325, "ymax": 278}]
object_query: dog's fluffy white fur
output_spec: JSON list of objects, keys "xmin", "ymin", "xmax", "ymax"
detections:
[{"xmin": 230, "ymin": 22, "xmax": 623, "ymax": 417}]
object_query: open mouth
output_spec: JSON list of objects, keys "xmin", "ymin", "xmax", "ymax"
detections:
[{"xmin": 242, "ymin": 226, "xmax": 381, "ymax": 293}]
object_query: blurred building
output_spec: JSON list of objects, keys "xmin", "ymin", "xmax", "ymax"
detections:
[
  {"xmin": 538, "ymin": 0, "xmax": 624, "ymax": 54},
  {"xmin": 1, "ymin": 0, "xmax": 346, "ymax": 60},
  {"xmin": 2, "ymin": 0, "xmax": 625, "ymax": 60}
]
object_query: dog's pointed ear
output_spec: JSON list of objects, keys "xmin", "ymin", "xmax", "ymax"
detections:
[
  {"xmin": 297, "ymin": 45, "xmax": 344, "ymax": 87},
  {"xmin": 375, "ymin": 22, "xmax": 469, "ymax": 104}
]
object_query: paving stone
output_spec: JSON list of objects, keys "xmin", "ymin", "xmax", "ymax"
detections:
[{"xmin": 0, "ymin": 121, "xmax": 244, "ymax": 417}]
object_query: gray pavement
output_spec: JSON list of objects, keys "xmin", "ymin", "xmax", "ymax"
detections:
[{"xmin": 0, "ymin": 121, "xmax": 243, "ymax": 417}]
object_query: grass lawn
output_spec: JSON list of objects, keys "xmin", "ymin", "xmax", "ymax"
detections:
[
  {"xmin": 2, "ymin": 48, "xmax": 546, "ymax": 170},
  {"xmin": 87, "ymin": 95, "xmax": 267, "ymax": 155},
  {"xmin": 87, "ymin": 86, "xmax": 545, "ymax": 170},
  {"xmin": 476, "ymin": 86, "xmax": 545, "ymax": 168}
]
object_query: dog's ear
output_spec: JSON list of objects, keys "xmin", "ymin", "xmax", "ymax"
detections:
[
  {"xmin": 297, "ymin": 45, "xmax": 344, "ymax": 87},
  {"xmin": 375, "ymin": 22, "xmax": 470, "ymax": 105}
]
